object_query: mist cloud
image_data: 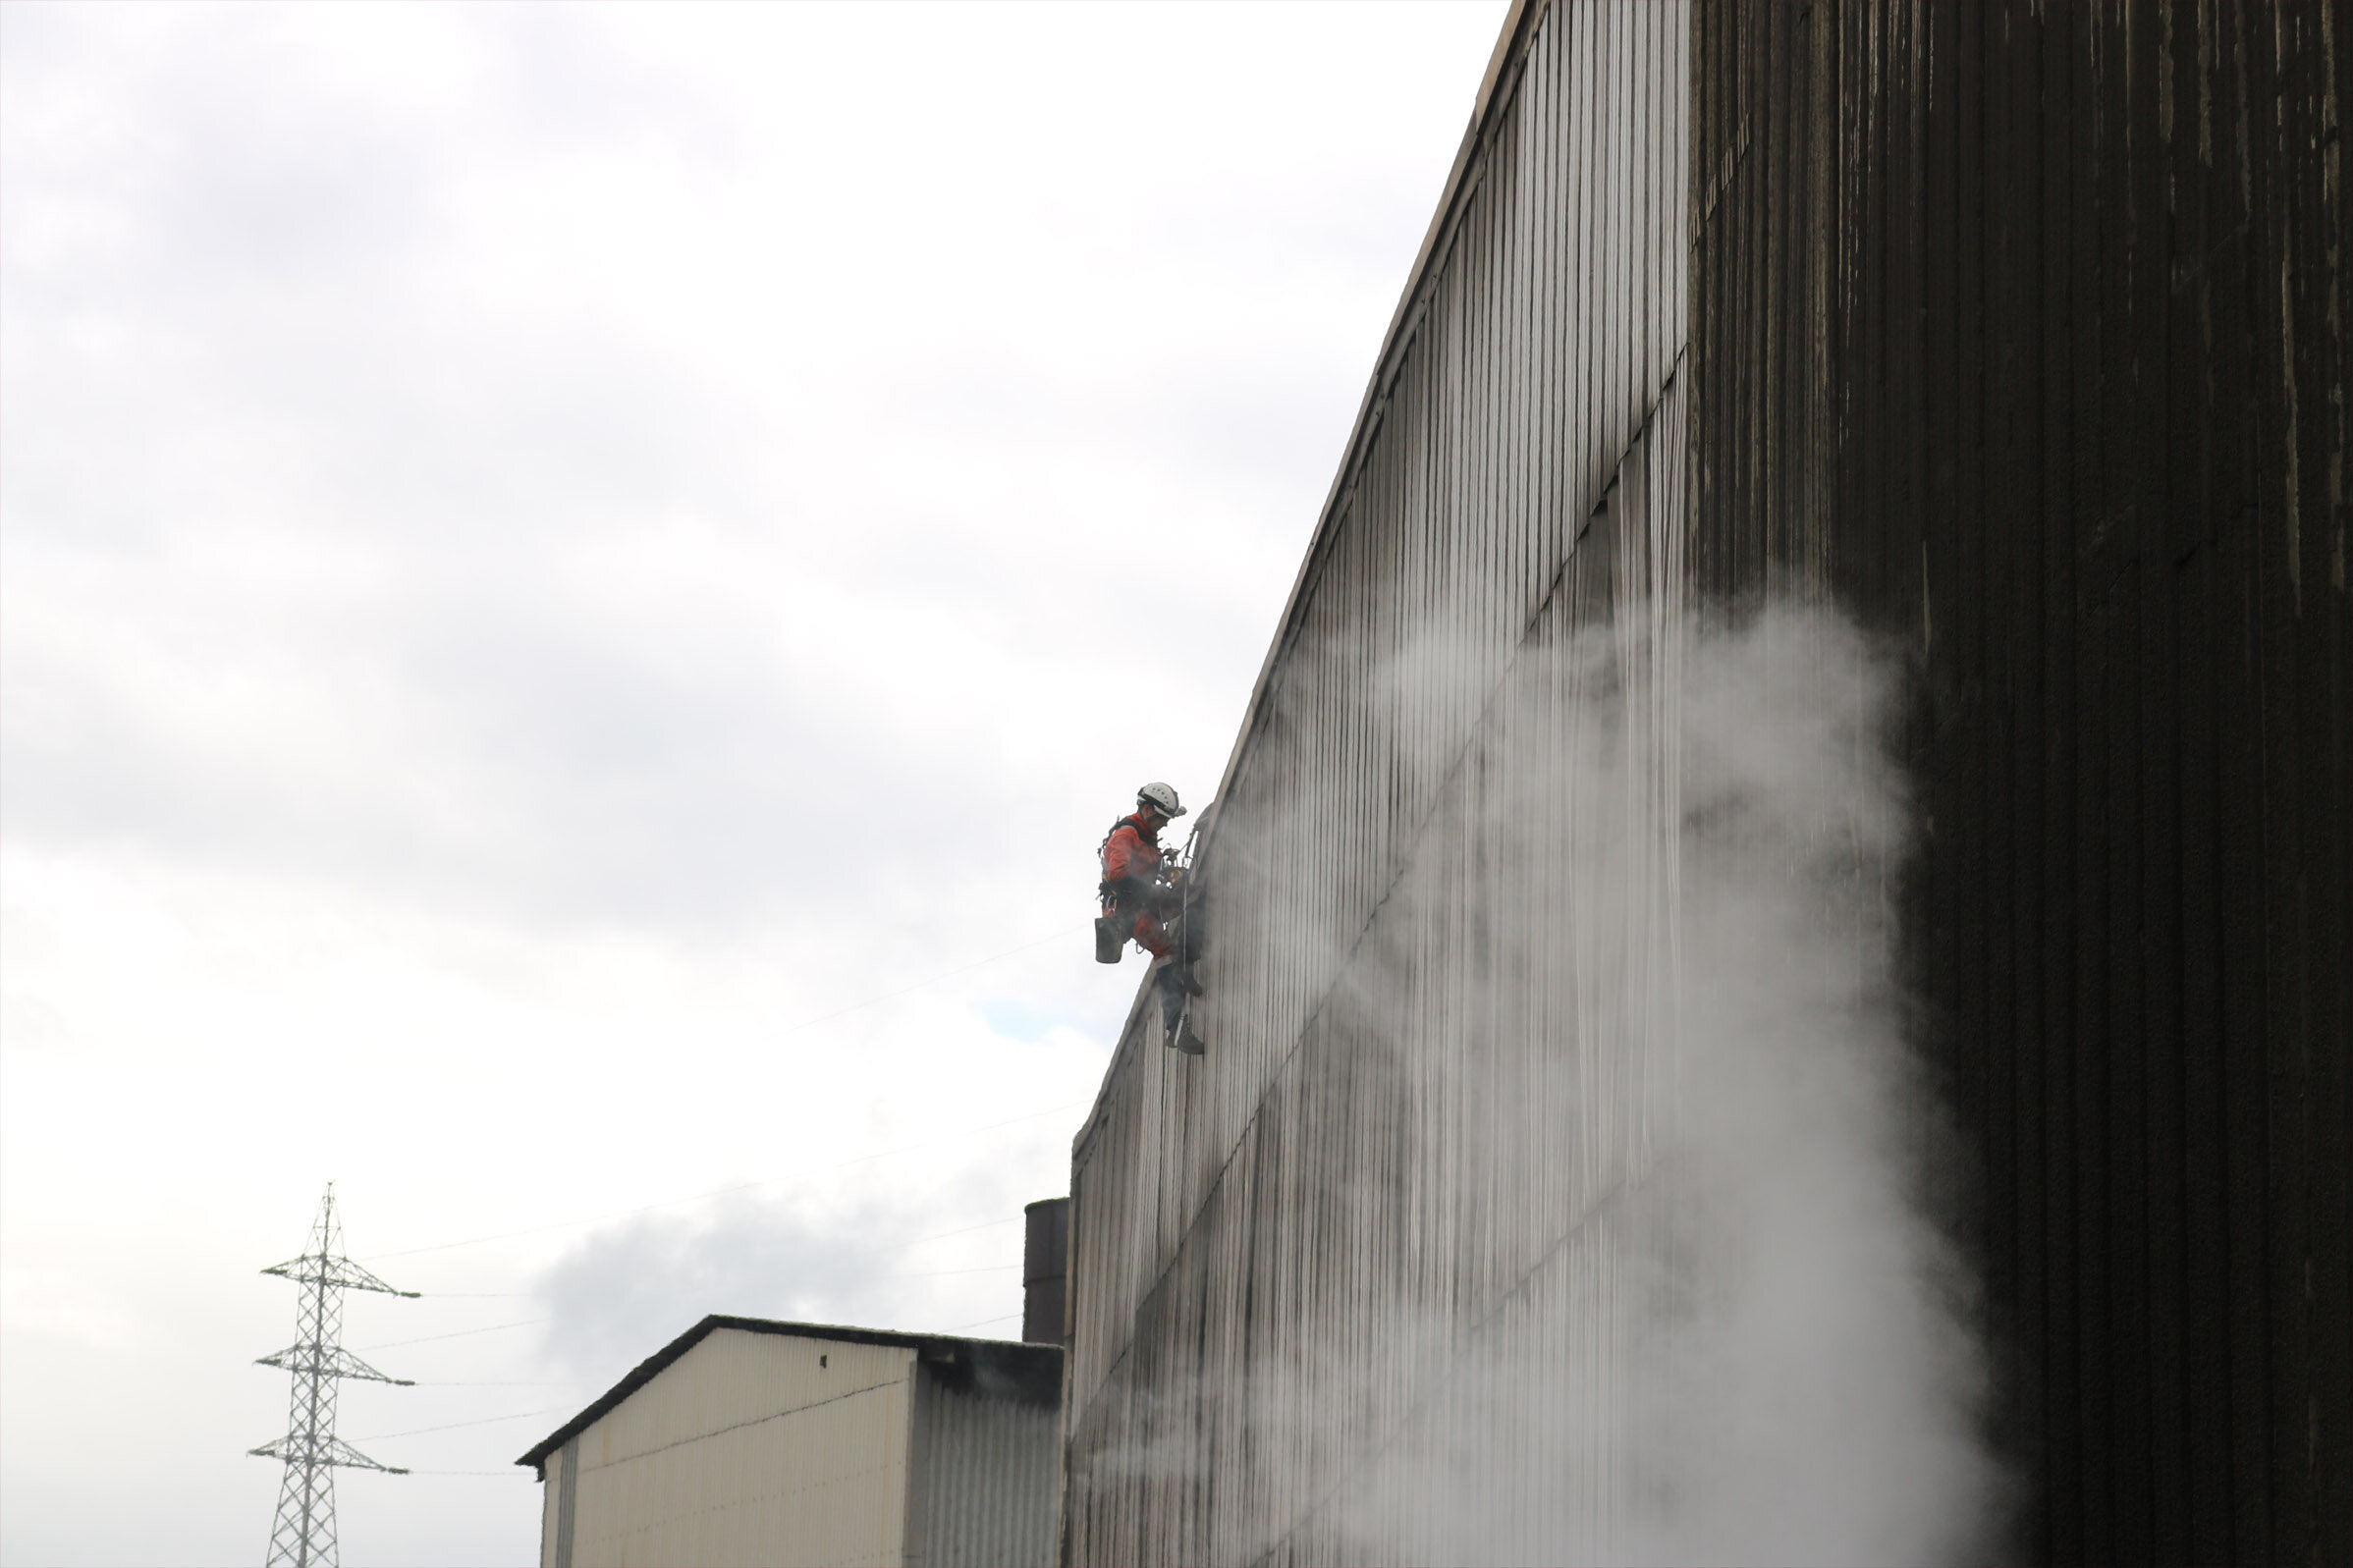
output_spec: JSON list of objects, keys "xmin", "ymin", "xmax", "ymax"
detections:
[{"xmin": 1078, "ymin": 602, "xmax": 2009, "ymax": 1566}]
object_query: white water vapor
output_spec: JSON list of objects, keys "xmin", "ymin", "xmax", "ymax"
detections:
[
  {"xmin": 1615, "ymin": 604, "xmax": 2006, "ymax": 1564},
  {"xmin": 1412, "ymin": 601, "xmax": 2003, "ymax": 1563},
  {"xmin": 1081, "ymin": 602, "xmax": 2010, "ymax": 1565}
]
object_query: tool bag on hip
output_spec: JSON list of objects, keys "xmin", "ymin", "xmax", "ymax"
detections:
[
  {"xmin": 1094, "ymin": 818, "xmax": 1134, "ymax": 964},
  {"xmin": 1093, "ymin": 915, "xmax": 1124, "ymax": 964}
]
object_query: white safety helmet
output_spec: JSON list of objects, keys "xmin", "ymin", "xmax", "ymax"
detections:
[{"xmin": 1136, "ymin": 782, "xmax": 1185, "ymax": 819}]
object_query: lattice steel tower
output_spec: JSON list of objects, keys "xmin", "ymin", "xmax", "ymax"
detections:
[{"xmin": 250, "ymin": 1184, "xmax": 418, "ymax": 1567}]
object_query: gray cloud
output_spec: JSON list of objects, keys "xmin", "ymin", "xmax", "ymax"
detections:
[
  {"xmin": 0, "ymin": 1, "xmax": 1388, "ymax": 953},
  {"xmin": 531, "ymin": 1189, "xmax": 1039, "ymax": 1393},
  {"xmin": 0, "ymin": 7, "xmax": 1514, "ymax": 1562}
]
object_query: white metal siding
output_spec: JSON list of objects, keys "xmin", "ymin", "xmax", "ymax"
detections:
[
  {"xmin": 562, "ymin": 1330, "xmax": 916, "ymax": 1568},
  {"xmin": 1063, "ymin": 1, "xmax": 1690, "ymax": 1560}
]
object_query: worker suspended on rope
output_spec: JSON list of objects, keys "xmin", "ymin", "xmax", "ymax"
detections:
[{"xmin": 1095, "ymin": 781, "xmax": 1207, "ymax": 1054}]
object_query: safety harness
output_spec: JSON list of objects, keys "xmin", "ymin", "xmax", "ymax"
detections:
[{"xmin": 1096, "ymin": 815, "xmax": 1160, "ymax": 910}]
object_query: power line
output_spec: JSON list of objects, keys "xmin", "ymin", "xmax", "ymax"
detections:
[
  {"xmin": 360, "ymin": 1225, "xmax": 1024, "ymax": 1336},
  {"xmin": 863, "ymin": 1215, "xmax": 1025, "ymax": 1253},
  {"xmin": 354, "ymin": 913, "xmax": 1097, "ymax": 1269},
  {"xmin": 782, "ymin": 924, "xmax": 1085, "ymax": 1033},
  {"xmin": 363, "ymin": 1102, "xmax": 1089, "ymax": 1263},
  {"xmin": 885, "ymin": 1264, "xmax": 1020, "ymax": 1279},
  {"xmin": 350, "ymin": 1213, "xmax": 1048, "ymax": 1355},
  {"xmin": 349, "ymin": 1409, "xmax": 571, "ymax": 1442},
  {"xmin": 353, "ymin": 1319, "xmax": 549, "ymax": 1352},
  {"xmin": 405, "ymin": 1215, "xmax": 1027, "ymax": 1288}
]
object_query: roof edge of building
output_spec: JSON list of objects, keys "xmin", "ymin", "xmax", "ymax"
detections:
[
  {"xmin": 514, "ymin": 1313, "xmax": 1063, "ymax": 1472},
  {"xmin": 1200, "ymin": 0, "xmax": 1546, "ymax": 821},
  {"xmin": 1077, "ymin": 0, "xmax": 1553, "ymax": 1157}
]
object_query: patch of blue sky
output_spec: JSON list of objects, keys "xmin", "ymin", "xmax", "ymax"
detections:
[{"xmin": 980, "ymin": 999, "xmax": 1087, "ymax": 1044}]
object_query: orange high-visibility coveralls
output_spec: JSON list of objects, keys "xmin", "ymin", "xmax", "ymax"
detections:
[{"xmin": 1101, "ymin": 812, "xmax": 1172, "ymax": 957}]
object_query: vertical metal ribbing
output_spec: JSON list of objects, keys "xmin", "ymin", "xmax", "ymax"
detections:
[
  {"xmin": 1680, "ymin": 2, "xmax": 2351, "ymax": 1559},
  {"xmin": 1064, "ymin": 2, "xmax": 1700, "ymax": 1559},
  {"xmin": 552, "ymin": 1436, "xmax": 579, "ymax": 1568}
]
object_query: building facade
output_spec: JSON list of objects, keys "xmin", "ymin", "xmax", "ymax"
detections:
[
  {"xmin": 1687, "ymin": 8, "xmax": 2348, "ymax": 1561},
  {"xmin": 1064, "ymin": 2, "xmax": 1694, "ymax": 1560},
  {"xmin": 521, "ymin": 1319, "xmax": 1061, "ymax": 1568},
  {"xmin": 1061, "ymin": 2, "xmax": 2345, "ymax": 1564}
]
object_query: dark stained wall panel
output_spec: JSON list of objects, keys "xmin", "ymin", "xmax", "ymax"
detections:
[
  {"xmin": 1062, "ymin": 2, "xmax": 2347, "ymax": 1564},
  {"xmin": 1687, "ymin": 4, "xmax": 2350, "ymax": 1563}
]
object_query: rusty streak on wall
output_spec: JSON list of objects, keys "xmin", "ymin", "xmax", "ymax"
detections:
[{"xmin": 1687, "ymin": 3, "xmax": 2349, "ymax": 1563}]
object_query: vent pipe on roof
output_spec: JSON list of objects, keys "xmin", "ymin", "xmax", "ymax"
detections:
[{"xmin": 1021, "ymin": 1198, "xmax": 1069, "ymax": 1345}]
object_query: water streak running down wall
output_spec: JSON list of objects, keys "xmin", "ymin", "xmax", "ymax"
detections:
[
  {"xmin": 1062, "ymin": 3, "xmax": 1721, "ymax": 1558},
  {"xmin": 1067, "ymin": 577, "xmax": 2006, "ymax": 1563},
  {"xmin": 1062, "ymin": 1, "xmax": 2346, "ymax": 1562}
]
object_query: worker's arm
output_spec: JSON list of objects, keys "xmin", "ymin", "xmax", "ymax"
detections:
[{"xmin": 1102, "ymin": 826, "xmax": 1158, "ymax": 906}]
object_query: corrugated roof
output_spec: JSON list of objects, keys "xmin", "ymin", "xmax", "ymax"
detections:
[{"xmin": 514, "ymin": 1314, "xmax": 1063, "ymax": 1472}]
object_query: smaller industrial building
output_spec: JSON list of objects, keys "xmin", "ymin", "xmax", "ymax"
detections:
[{"xmin": 520, "ymin": 1201, "xmax": 1069, "ymax": 1568}]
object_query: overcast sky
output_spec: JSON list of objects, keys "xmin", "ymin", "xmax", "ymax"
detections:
[{"xmin": 0, "ymin": 4, "xmax": 1506, "ymax": 1563}]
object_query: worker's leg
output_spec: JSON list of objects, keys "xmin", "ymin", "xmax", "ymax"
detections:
[
  {"xmin": 1132, "ymin": 909, "xmax": 1170, "ymax": 960},
  {"xmin": 1138, "ymin": 910, "xmax": 1204, "ymax": 1054},
  {"xmin": 1156, "ymin": 962, "xmax": 1205, "ymax": 1054},
  {"xmin": 1156, "ymin": 962, "xmax": 1184, "ymax": 1034},
  {"xmin": 1159, "ymin": 904, "xmax": 1204, "ymax": 996}
]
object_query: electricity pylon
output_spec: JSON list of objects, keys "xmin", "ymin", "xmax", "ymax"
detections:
[{"xmin": 250, "ymin": 1184, "xmax": 418, "ymax": 1568}]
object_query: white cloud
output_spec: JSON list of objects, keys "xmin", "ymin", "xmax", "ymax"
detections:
[{"xmin": 0, "ymin": 3, "xmax": 1505, "ymax": 1562}]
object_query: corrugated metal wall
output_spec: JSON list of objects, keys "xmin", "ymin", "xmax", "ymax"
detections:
[
  {"xmin": 1686, "ymin": 4, "xmax": 2349, "ymax": 1564},
  {"xmin": 1065, "ymin": 2, "xmax": 2345, "ymax": 1563},
  {"xmin": 1061, "ymin": 0, "xmax": 1691, "ymax": 1560},
  {"xmin": 911, "ymin": 1376, "xmax": 1061, "ymax": 1568},
  {"xmin": 547, "ymin": 1435, "xmax": 578, "ymax": 1568}
]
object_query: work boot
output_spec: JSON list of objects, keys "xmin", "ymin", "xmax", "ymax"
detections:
[{"xmin": 1175, "ymin": 1017, "xmax": 1208, "ymax": 1055}]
